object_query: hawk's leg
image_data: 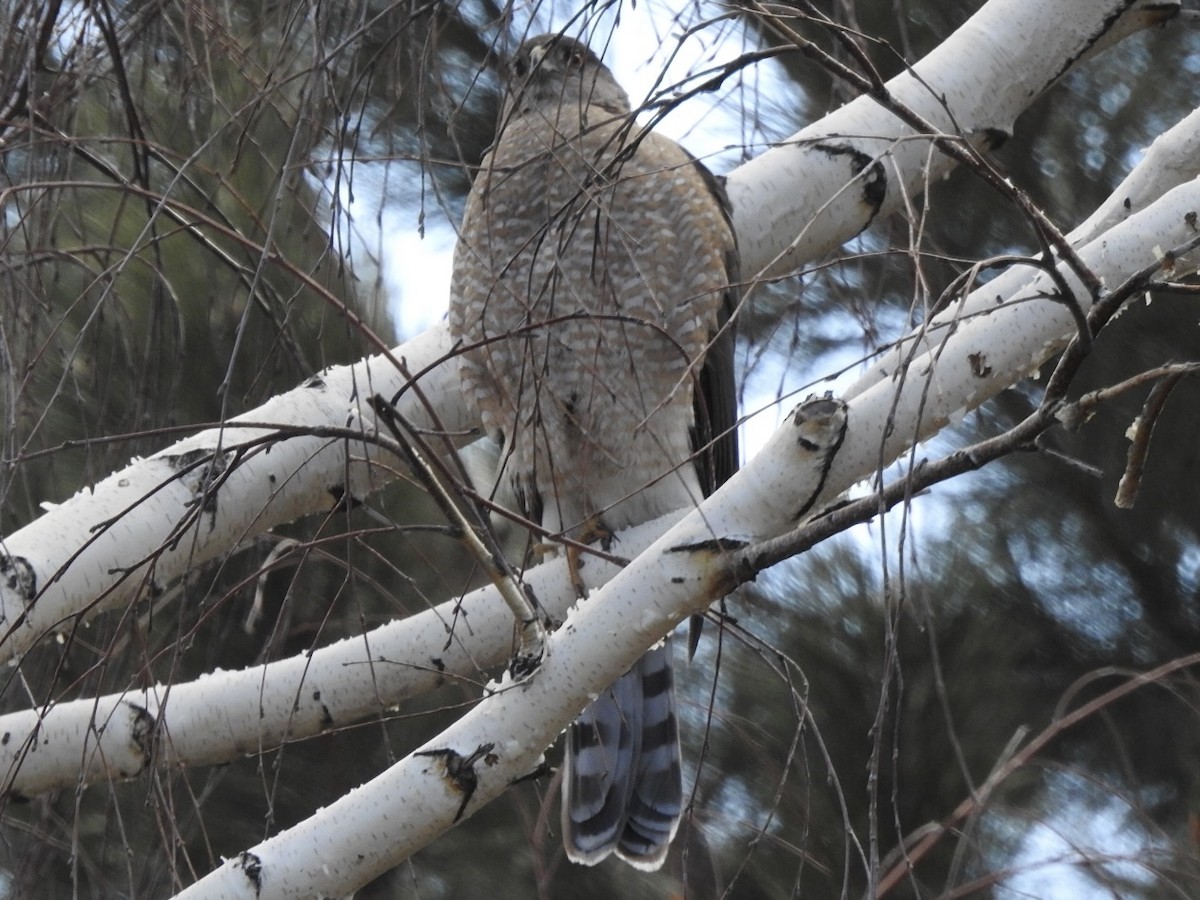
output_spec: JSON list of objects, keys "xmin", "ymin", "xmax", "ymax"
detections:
[{"xmin": 566, "ymin": 517, "xmax": 614, "ymax": 600}]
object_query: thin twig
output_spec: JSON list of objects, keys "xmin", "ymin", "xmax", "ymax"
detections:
[
  {"xmin": 873, "ymin": 653, "xmax": 1200, "ymax": 897},
  {"xmin": 1114, "ymin": 369, "xmax": 1189, "ymax": 509},
  {"xmin": 370, "ymin": 395, "xmax": 548, "ymax": 680}
]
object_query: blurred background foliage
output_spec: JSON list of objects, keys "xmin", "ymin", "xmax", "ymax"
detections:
[{"xmin": 2, "ymin": 0, "xmax": 1200, "ymax": 897}]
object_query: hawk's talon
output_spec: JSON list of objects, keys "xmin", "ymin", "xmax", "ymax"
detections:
[
  {"xmin": 566, "ymin": 543, "xmax": 587, "ymax": 600},
  {"xmin": 565, "ymin": 517, "xmax": 615, "ymax": 599}
]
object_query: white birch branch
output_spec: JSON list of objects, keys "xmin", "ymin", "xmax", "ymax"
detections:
[
  {"xmin": 0, "ymin": 514, "xmax": 662, "ymax": 798},
  {"xmin": 0, "ymin": 328, "xmax": 465, "ymax": 665},
  {"xmin": 726, "ymin": 0, "xmax": 1177, "ymax": 278},
  {"xmin": 0, "ymin": 0, "xmax": 1170, "ymax": 670},
  {"xmin": 826, "ymin": 180, "xmax": 1200, "ymax": 497},
  {"xmin": 848, "ymin": 102, "xmax": 1200, "ymax": 401},
  {"xmin": 171, "ymin": 176, "xmax": 1200, "ymax": 897}
]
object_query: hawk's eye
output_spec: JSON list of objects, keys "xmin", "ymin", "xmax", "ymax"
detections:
[
  {"xmin": 563, "ymin": 45, "xmax": 585, "ymax": 67},
  {"xmin": 511, "ymin": 55, "xmax": 529, "ymax": 78}
]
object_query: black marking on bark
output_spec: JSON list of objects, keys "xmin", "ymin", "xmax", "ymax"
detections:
[
  {"xmin": 968, "ymin": 352, "xmax": 992, "ymax": 378},
  {"xmin": 304, "ymin": 374, "xmax": 326, "ymax": 389},
  {"xmin": 791, "ymin": 396, "xmax": 849, "ymax": 521},
  {"xmin": 166, "ymin": 448, "xmax": 212, "ymax": 472},
  {"xmin": 127, "ymin": 702, "xmax": 157, "ymax": 768},
  {"xmin": 0, "ymin": 553, "xmax": 37, "ymax": 605},
  {"xmin": 668, "ymin": 537, "xmax": 748, "ymax": 554},
  {"xmin": 815, "ymin": 142, "xmax": 886, "ymax": 221},
  {"xmin": 508, "ymin": 640, "xmax": 544, "ymax": 681},
  {"xmin": 165, "ymin": 448, "xmax": 232, "ymax": 528},
  {"xmin": 237, "ymin": 851, "xmax": 264, "ymax": 895},
  {"xmin": 417, "ymin": 743, "xmax": 497, "ymax": 821}
]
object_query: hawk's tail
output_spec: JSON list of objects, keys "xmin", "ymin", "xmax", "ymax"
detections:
[{"xmin": 561, "ymin": 640, "xmax": 683, "ymax": 870}]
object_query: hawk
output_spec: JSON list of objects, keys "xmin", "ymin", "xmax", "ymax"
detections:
[{"xmin": 448, "ymin": 32, "xmax": 738, "ymax": 870}]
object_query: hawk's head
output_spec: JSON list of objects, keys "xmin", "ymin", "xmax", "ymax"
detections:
[{"xmin": 504, "ymin": 34, "xmax": 631, "ymax": 118}]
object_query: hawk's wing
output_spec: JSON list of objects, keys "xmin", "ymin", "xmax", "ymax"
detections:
[{"xmin": 689, "ymin": 160, "xmax": 740, "ymax": 659}]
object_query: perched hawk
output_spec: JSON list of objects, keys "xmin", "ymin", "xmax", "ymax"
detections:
[{"xmin": 448, "ymin": 32, "xmax": 738, "ymax": 870}]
